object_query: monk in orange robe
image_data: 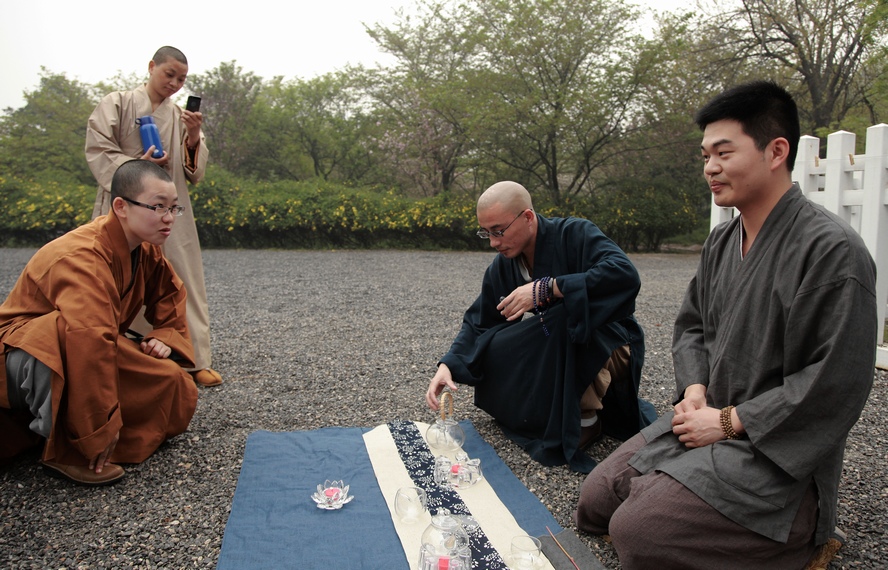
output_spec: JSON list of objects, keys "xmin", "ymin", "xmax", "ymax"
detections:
[{"xmin": 0, "ymin": 160, "xmax": 198, "ymax": 485}]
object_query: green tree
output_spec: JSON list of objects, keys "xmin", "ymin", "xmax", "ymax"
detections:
[
  {"xmin": 594, "ymin": 176, "xmax": 699, "ymax": 252},
  {"xmin": 726, "ymin": 0, "xmax": 888, "ymax": 134},
  {"xmin": 236, "ymin": 83, "xmax": 307, "ymax": 181},
  {"xmin": 607, "ymin": 10, "xmax": 765, "ymax": 230},
  {"xmin": 277, "ymin": 72, "xmax": 369, "ymax": 181},
  {"xmin": 235, "ymin": 73, "xmax": 371, "ymax": 182},
  {"xmin": 857, "ymin": 48, "xmax": 888, "ymax": 125},
  {"xmin": 365, "ymin": 84, "xmax": 471, "ymax": 197},
  {"xmin": 837, "ymin": 43, "xmax": 888, "ymax": 145},
  {"xmin": 186, "ymin": 61, "xmax": 264, "ymax": 174},
  {"xmin": 0, "ymin": 69, "xmax": 99, "ymax": 185},
  {"xmin": 366, "ymin": 0, "xmax": 663, "ymax": 203},
  {"xmin": 463, "ymin": 0, "xmax": 655, "ymax": 205},
  {"xmin": 95, "ymin": 70, "xmax": 145, "ymax": 94},
  {"xmin": 366, "ymin": 0, "xmax": 480, "ymax": 196}
]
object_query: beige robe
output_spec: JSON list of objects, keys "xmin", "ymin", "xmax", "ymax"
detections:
[
  {"xmin": 0, "ymin": 214, "xmax": 198, "ymax": 465},
  {"xmin": 85, "ymin": 84, "xmax": 213, "ymax": 370}
]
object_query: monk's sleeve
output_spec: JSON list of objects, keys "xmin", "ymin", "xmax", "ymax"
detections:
[
  {"xmin": 671, "ymin": 269, "xmax": 709, "ymax": 403},
  {"xmin": 85, "ymin": 93, "xmax": 131, "ymax": 194},
  {"xmin": 440, "ymin": 264, "xmax": 511, "ymax": 385},
  {"xmin": 737, "ymin": 243, "xmax": 877, "ymax": 481},
  {"xmin": 45, "ymin": 251, "xmax": 125, "ymax": 460},
  {"xmin": 182, "ymin": 121, "xmax": 208, "ymax": 184},
  {"xmin": 141, "ymin": 252, "xmax": 195, "ymax": 368},
  {"xmin": 556, "ymin": 225, "xmax": 640, "ymax": 344}
]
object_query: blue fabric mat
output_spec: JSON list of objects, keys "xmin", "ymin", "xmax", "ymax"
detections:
[{"xmin": 218, "ymin": 421, "xmax": 562, "ymax": 569}]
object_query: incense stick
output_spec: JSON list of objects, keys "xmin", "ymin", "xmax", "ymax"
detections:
[{"xmin": 546, "ymin": 525, "xmax": 580, "ymax": 570}]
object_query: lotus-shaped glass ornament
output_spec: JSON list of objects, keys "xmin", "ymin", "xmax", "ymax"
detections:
[
  {"xmin": 310, "ymin": 480, "xmax": 354, "ymax": 510},
  {"xmin": 426, "ymin": 391, "xmax": 466, "ymax": 452}
]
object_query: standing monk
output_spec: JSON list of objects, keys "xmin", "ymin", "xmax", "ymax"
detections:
[
  {"xmin": 575, "ymin": 81, "xmax": 877, "ymax": 568},
  {"xmin": 85, "ymin": 45, "xmax": 222, "ymax": 387},
  {"xmin": 426, "ymin": 182, "xmax": 654, "ymax": 473},
  {"xmin": 0, "ymin": 160, "xmax": 198, "ymax": 485}
]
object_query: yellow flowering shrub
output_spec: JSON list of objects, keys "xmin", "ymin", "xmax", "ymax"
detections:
[
  {"xmin": 190, "ymin": 167, "xmax": 483, "ymax": 249},
  {"xmin": 0, "ymin": 174, "xmax": 94, "ymax": 246},
  {"xmin": 1, "ymin": 166, "xmax": 697, "ymax": 252}
]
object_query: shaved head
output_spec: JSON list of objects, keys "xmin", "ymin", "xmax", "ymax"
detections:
[
  {"xmin": 478, "ymin": 181, "xmax": 533, "ymax": 214},
  {"xmin": 152, "ymin": 46, "xmax": 188, "ymax": 66},
  {"xmin": 111, "ymin": 159, "xmax": 172, "ymax": 201}
]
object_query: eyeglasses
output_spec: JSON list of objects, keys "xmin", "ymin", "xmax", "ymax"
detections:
[
  {"xmin": 476, "ymin": 210, "xmax": 528, "ymax": 239},
  {"xmin": 122, "ymin": 196, "xmax": 185, "ymax": 217}
]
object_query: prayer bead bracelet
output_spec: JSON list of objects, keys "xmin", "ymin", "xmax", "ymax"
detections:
[
  {"xmin": 532, "ymin": 276, "xmax": 553, "ymax": 337},
  {"xmin": 720, "ymin": 405, "xmax": 741, "ymax": 440}
]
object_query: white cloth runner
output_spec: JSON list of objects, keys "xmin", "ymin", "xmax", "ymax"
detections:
[{"xmin": 363, "ymin": 421, "xmax": 555, "ymax": 570}]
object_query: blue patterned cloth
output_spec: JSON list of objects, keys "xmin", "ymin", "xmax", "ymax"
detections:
[
  {"xmin": 387, "ymin": 420, "xmax": 507, "ymax": 569},
  {"xmin": 218, "ymin": 421, "xmax": 562, "ymax": 569}
]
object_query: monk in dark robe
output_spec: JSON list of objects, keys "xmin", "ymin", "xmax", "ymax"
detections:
[
  {"xmin": 575, "ymin": 81, "xmax": 877, "ymax": 568},
  {"xmin": 0, "ymin": 160, "xmax": 198, "ymax": 485},
  {"xmin": 426, "ymin": 181, "xmax": 654, "ymax": 473}
]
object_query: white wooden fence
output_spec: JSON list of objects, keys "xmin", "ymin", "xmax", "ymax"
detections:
[{"xmin": 710, "ymin": 123, "xmax": 888, "ymax": 370}]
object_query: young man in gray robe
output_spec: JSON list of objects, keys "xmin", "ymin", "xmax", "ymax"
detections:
[{"xmin": 574, "ymin": 81, "xmax": 877, "ymax": 568}]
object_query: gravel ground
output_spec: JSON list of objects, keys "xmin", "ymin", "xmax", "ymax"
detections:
[{"xmin": 0, "ymin": 248, "xmax": 885, "ymax": 569}]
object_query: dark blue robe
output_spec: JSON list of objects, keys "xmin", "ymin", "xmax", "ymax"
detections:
[{"xmin": 440, "ymin": 214, "xmax": 654, "ymax": 472}]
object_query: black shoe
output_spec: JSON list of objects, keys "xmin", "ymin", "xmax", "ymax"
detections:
[{"xmin": 579, "ymin": 420, "xmax": 603, "ymax": 450}]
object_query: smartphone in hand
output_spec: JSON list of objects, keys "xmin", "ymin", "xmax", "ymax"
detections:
[{"xmin": 185, "ymin": 95, "xmax": 201, "ymax": 112}]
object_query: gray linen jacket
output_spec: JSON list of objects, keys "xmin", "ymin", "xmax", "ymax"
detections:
[{"xmin": 630, "ymin": 185, "xmax": 877, "ymax": 544}]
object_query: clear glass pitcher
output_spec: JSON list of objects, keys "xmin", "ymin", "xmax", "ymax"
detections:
[
  {"xmin": 426, "ymin": 391, "xmax": 466, "ymax": 451},
  {"xmin": 418, "ymin": 510, "xmax": 471, "ymax": 570}
]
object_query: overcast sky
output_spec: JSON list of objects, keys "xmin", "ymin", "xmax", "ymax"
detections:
[{"xmin": 1, "ymin": 0, "xmax": 687, "ymax": 112}]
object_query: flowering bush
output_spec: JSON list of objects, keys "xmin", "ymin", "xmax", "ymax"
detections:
[
  {"xmin": 0, "ymin": 173, "xmax": 94, "ymax": 246},
  {"xmin": 178, "ymin": 166, "xmax": 483, "ymax": 250},
  {"xmin": 0, "ymin": 169, "xmax": 483, "ymax": 249},
  {"xmin": 0, "ymin": 167, "xmax": 697, "ymax": 251}
]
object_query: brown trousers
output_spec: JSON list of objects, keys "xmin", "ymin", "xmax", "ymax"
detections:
[{"xmin": 575, "ymin": 433, "xmax": 818, "ymax": 570}]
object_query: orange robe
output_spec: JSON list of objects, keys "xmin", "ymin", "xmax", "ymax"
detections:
[{"xmin": 0, "ymin": 213, "xmax": 198, "ymax": 465}]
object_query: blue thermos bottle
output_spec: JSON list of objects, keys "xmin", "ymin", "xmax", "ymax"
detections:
[{"xmin": 136, "ymin": 116, "xmax": 164, "ymax": 159}]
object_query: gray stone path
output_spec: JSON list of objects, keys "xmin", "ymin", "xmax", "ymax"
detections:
[{"xmin": 0, "ymin": 249, "xmax": 884, "ymax": 569}]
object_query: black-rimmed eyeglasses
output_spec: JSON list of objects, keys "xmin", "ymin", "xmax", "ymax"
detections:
[
  {"xmin": 476, "ymin": 210, "xmax": 528, "ymax": 239},
  {"xmin": 122, "ymin": 196, "xmax": 185, "ymax": 217}
]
